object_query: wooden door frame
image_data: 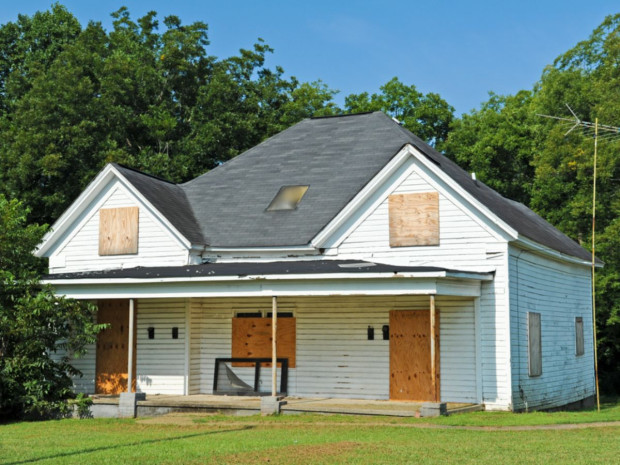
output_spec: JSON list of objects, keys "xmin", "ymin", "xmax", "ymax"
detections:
[
  {"xmin": 389, "ymin": 309, "xmax": 440, "ymax": 402},
  {"xmin": 95, "ymin": 299, "xmax": 137, "ymax": 394}
]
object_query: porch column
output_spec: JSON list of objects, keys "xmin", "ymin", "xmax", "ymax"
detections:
[
  {"xmin": 272, "ymin": 295, "xmax": 278, "ymax": 396},
  {"xmin": 127, "ymin": 298, "xmax": 135, "ymax": 393},
  {"xmin": 430, "ymin": 295, "xmax": 437, "ymax": 400}
]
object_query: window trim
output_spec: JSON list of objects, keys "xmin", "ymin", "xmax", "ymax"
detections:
[
  {"xmin": 575, "ymin": 316, "xmax": 585, "ymax": 357},
  {"xmin": 527, "ymin": 312, "xmax": 542, "ymax": 377}
]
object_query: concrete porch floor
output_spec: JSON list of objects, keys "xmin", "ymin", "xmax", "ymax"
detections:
[{"xmin": 91, "ymin": 394, "xmax": 483, "ymax": 417}]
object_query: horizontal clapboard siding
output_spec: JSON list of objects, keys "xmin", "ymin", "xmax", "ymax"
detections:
[
  {"xmin": 330, "ymin": 158, "xmax": 511, "ymax": 408},
  {"xmin": 49, "ymin": 180, "xmax": 189, "ymax": 273},
  {"xmin": 51, "ymin": 343, "xmax": 96, "ymax": 394},
  {"xmin": 188, "ymin": 296, "xmax": 477, "ymax": 401},
  {"xmin": 509, "ymin": 248, "xmax": 595, "ymax": 410},
  {"xmin": 136, "ymin": 299, "xmax": 187, "ymax": 395}
]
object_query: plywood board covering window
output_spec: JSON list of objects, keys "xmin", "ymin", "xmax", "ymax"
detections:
[
  {"xmin": 389, "ymin": 192, "xmax": 439, "ymax": 247},
  {"xmin": 232, "ymin": 317, "xmax": 296, "ymax": 368},
  {"xmin": 575, "ymin": 317, "xmax": 584, "ymax": 356},
  {"xmin": 99, "ymin": 207, "xmax": 139, "ymax": 255},
  {"xmin": 528, "ymin": 312, "xmax": 542, "ymax": 377}
]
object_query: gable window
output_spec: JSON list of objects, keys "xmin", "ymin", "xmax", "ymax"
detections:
[
  {"xmin": 528, "ymin": 312, "xmax": 542, "ymax": 377},
  {"xmin": 388, "ymin": 192, "xmax": 439, "ymax": 247},
  {"xmin": 575, "ymin": 317, "xmax": 584, "ymax": 356},
  {"xmin": 98, "ymin": 207, "xmax": 139, "ymax": 256},
  {"xmin": 267, "ymin": 185, "xmax": 309, "ymax": 211}
]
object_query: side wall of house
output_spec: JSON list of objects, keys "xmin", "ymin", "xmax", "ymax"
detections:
[
  {"xmin": 322, "ymin": 157, "xmax": 512, "ymax": 409},
  {"xmin": 188, "ymin": 295, "xmax": 478, "ymax": 402},
  {"xmin": 47, "ymin": 179, "xmax": 189, "ymax": 273},
  {"xmin": 508, "ymin": 246, "xmax": 595, "ymax": 410}
]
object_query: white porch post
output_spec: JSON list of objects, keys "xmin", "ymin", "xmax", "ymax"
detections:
[
  {"xmin": 430, "ymin": 294, "xmax": 437, "ymax": 400},
  {"xmin": 127, "ymin": 298, "xmax": 135, "ymax": 393},
  {"xmin": 272, "ymin": 295, "xmax": 278, "ymax": 396}
]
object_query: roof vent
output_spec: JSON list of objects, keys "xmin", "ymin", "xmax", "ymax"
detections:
[{"xmin": 266, "ymin": 185, "xmax": 309, "ymax": 211}]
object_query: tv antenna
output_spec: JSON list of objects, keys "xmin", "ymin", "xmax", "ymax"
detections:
[{"xmin": 538, "ymin": 104, "xmax": 620, "ymax": 413}]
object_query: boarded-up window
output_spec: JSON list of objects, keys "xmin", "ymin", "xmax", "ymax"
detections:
[
  {"xmin": 575, "ymin": 317, "xmax": 584, "ymax": 356},
  {"xmin": 99, "ymin": 207, "xmax": 139, "ymax": 256},
  {"xmin": 528, "ymin": 312, "xmax": 542, "ymax": 377},
  {"xmin": 232, "ymin": 317, "xmax": 296, "ymax": 368},
  {"xmin": 389, "ymin": 192, "xmax": 439, "ymax": 247}
]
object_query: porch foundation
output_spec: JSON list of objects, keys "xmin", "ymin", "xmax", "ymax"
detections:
[
  {"xmin": 419, "ymin": 402, "xmax": 448, "ymax": 417},
  {"xmin": 118, "ymin": 392, "xmax": 146, "ymax": 418},
  {"xmin": 260, "ymin": 396, "xmax": 287, "ymax": 415}
]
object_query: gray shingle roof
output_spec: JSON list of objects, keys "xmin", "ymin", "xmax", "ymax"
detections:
[
  {"xmin": 113, "ymin": 164, "xmax": 205, "ymax": 245},
  {"xmin": 117, "ymin": 112, "xmax": 592, "ymax": 262}
]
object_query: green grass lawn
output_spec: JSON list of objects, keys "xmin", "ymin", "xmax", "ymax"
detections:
[{"xmin": 1, "ymin": 398, "xmax": 619, "ymax": 465}]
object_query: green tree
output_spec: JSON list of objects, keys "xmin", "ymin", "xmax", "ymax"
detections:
[
  {"xmin": 442, "ymin": 90, "xmax": 538, "ymax": 204},
  {"xmin": 0, "ymin": 6, "xmax": 337, "ymax": 226},
  {"xmin": 0, "ymin": 195, "xmax": 103, "ymax": 420},
  {"xmin": 531, "ymin": 13, "xmax": 620, "ymax": 392},
  {"xmin": 344, "ymin": 77, "xmax": 454, "ymax": 146}
]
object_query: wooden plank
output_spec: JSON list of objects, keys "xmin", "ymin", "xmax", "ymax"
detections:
[
  {"xmin": 231, "ymin": 317, "xmax": 296, "ymax": 368},
  {"xmin": 389, "ymin": 310, "xmax": 440, "ymax": 401},
  {"xmin": 528, "ymin": 312, "xmax": 542, "ymax": 376},
  {"xmin": 99, "ymin": 207, "xmax": 139, "ymax": 256},
  {"xmin": 388, "ymin": 192, "xmax": 439, "ymax": 247},
  {"xmin": 95, "ymin": 299, "xmax": 136, "ymax": 394}
]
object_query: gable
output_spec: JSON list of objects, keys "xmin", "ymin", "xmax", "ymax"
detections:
[
  {"xmin": 333, "ymin": 156, "xmax": 508, "ymax": 267},
  {"xmin": 47, "ymin": 179, "xmax": 190, "ymax": 273}
]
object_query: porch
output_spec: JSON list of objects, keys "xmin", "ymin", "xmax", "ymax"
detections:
[
  {"xmin": 46, "ymin": 260, "xmax": 495, "ymax": 407},
  {"xmin": 91, "ymin": 394, "xmax": 483, "ymax": 418}
]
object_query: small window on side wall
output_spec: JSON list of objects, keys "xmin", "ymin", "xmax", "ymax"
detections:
[
  {"xmin": 575, "ymin": 317, "xmax": 584, "ymax": 356},
  {"xmin": 528, "ymin": 312, "xmax": 542, "ymax": 377}
]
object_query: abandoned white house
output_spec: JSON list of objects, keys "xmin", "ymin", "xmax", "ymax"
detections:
[{"xmin": 37, "ymin": 111, "xmax": 597, "ymax": 411}]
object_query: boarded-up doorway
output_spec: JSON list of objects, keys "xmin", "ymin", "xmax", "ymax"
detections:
[
  {"xmin": 95, "ymin": 300, "xmax": 136, "ymax": 394},
  {"xmin": 389, "ymin": 310, "xmax": 440, "ymax": 401}
]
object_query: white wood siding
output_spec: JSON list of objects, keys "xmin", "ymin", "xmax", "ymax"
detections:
[
  {"xmin": 326, "ymin": 158, "xmax": 512, "ymax": 409},
  {"xmin": 50, "ymin": 343, "xmax": 96, "ymax": 394},
  {"xmin": 188, "ymin": 295, "xmax": 477, "ymax": 402},
  {"xmin": 136, "ymin": 298, "xmax": 187, "ymax": 395},
  {"xmin": 509, "ymin": 247, "xmax": 595, "ymax": 410},
  {"xmin": 48, "ymin": 180, "xmax": 189, "ymax": 273}
]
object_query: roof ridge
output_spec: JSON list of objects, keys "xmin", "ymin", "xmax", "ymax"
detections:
[
  {"xmin": 112, "ymin": 163, "xmax": 178, "ymax": 186},
  {"xmin": 310, "ymin": 111, "xmax": 377, "ymax": 120}
]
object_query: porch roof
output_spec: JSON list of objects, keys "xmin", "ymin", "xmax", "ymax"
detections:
[
  {"xmin": 43, "ymin": 260, "xmax": 492, "ymax": 300},
  {"xmin": 44, "ymin": 260, "xmax": 493, "ymax": 282}
]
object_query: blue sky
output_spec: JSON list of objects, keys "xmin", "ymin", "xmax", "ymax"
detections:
[{"xmin": 2, "ymin": 1, "xmax": 618, "ymax": 115}]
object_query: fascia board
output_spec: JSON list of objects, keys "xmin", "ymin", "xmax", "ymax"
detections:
[
  {"xmin": 42, "ymin": 270, "xmax": 493, "ymax": 286},
  {"xmin": 407, "ymin": 146, "xmax": 519, "ymax": 240},
  {"xmin": 514, "ymin": 236, "xmax": 601, "ymax": 268},
  {"xmin": 35, "ymin": 165, "xmax": 116, "ymax": 257}
]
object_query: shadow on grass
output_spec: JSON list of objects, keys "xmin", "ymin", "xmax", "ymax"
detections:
[{"xmin": 4, "ymin": 425, "xmax": 255, "ymax": 464}]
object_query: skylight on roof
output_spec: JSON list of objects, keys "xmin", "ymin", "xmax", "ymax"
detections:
[{"xmin": 267, "ymin": 185, "xmax": 309, "ymax": 211}]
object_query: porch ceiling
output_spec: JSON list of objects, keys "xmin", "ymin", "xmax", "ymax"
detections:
[{"xmin": 43, "ymin": 259, "xmax": 493, "ymax": 299}]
